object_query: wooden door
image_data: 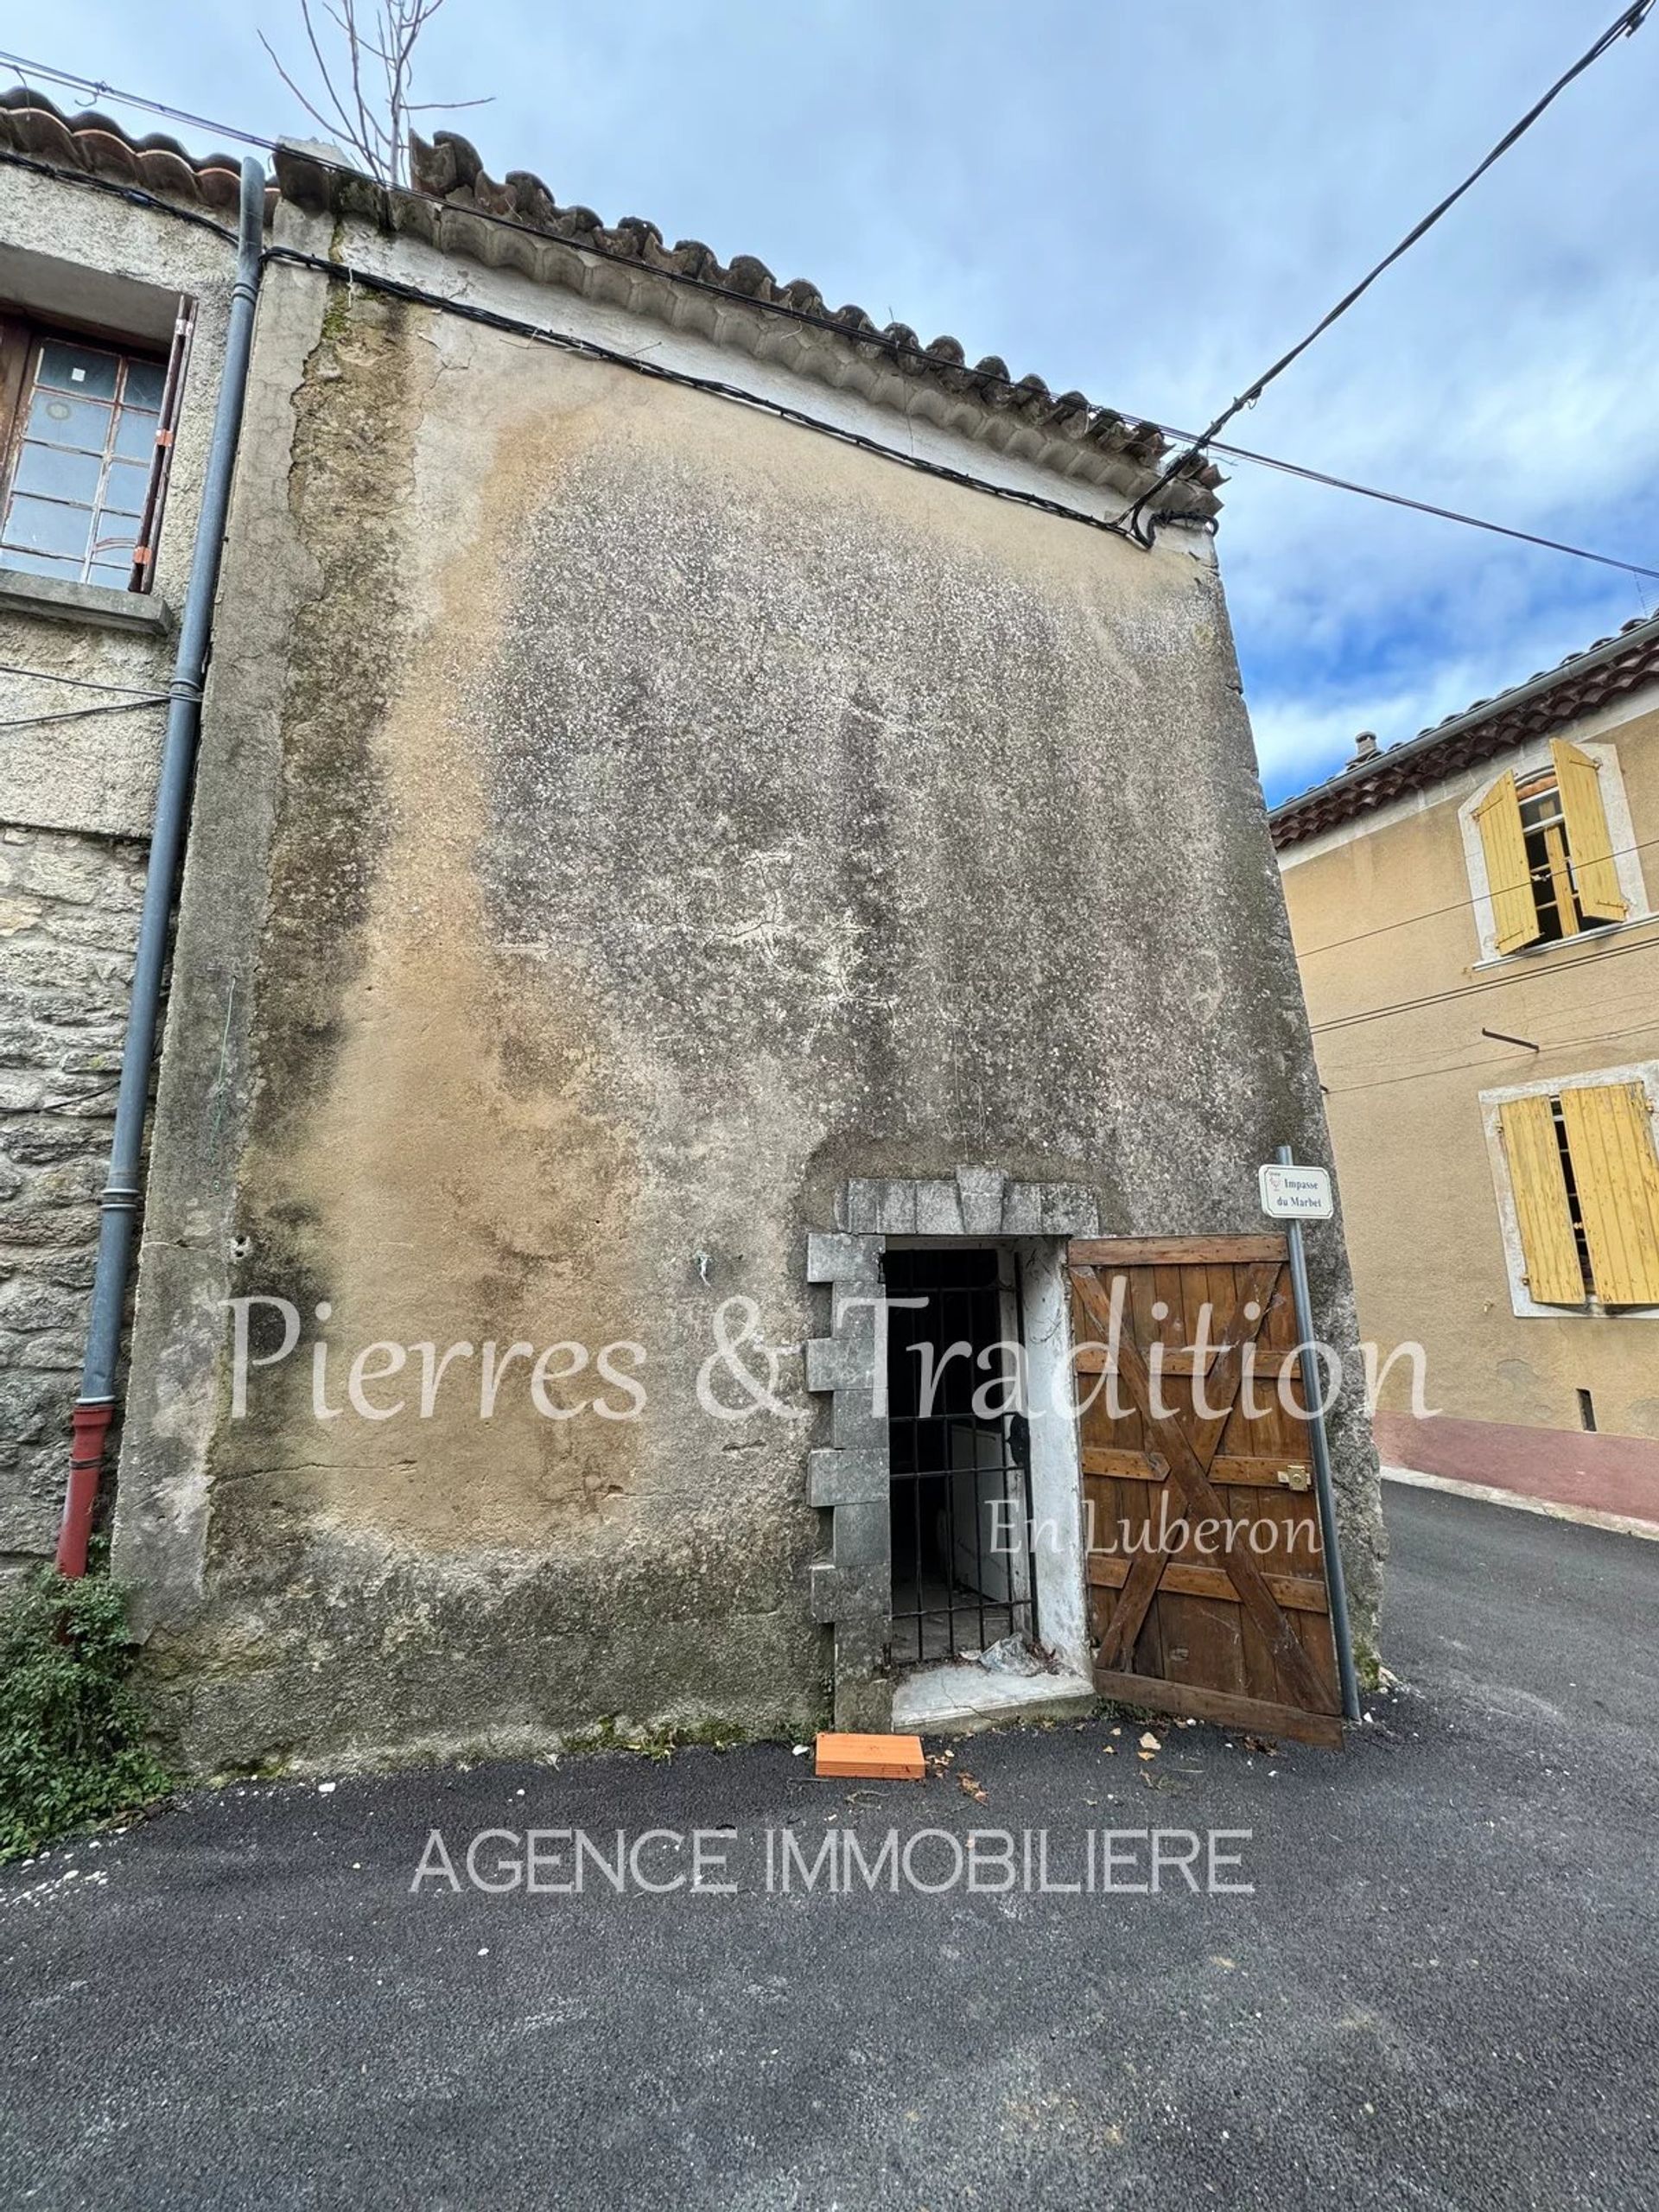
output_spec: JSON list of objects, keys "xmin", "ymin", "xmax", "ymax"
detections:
[{"xmin": 1067, "ymin": 1235, "xmax": 1344, "ymax": 1749}]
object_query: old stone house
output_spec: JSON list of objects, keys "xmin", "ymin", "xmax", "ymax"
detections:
[{"xmin": 1, "ymin": 89, "xmax": 1382, "ymax": 1768}]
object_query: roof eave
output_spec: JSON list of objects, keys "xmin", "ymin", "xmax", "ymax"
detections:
[
  {"xmin": 270, "ymin": 129, "xmax": 1223, "ymax": 526},
  {"xmin": 1270, "ymin": 613, "xmax": 1659, "ymax": 849}
]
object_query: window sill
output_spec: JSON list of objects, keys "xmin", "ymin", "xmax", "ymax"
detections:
[
  {"xmin": 1472, "ymin": 912, "xmax": 1659, "ymax": 972},
  {"xmin": 0, "ymin": 566, "xmax": 174, "ymax": 638},
  {"xmin": 1510, "ymin": 1296, "xmax": 1659, "ymax": 1322}
]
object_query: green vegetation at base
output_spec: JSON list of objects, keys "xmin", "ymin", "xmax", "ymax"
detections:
[{"xmin": 0, "ymin": 1566, "xmax": 172, "ymax": 1864}]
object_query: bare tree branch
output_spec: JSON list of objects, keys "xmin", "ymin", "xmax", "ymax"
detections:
[
  {"xmin": 257, "ymin": 30, "xmax": 361, "ymax": 153},
  {"xmin": 302, "ymin": 0, "xmax": 372, "ymax": 147},
  {"xmin": 261, "ymin": 0, "xmax": 491, "ymax": 187}
]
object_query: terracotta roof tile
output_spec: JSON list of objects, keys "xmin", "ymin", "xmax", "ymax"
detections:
[
  {"xmin": 0, "ymin": 85, "xmax": 252, "ymax": 211},
  {"xmin": 275, "ymin": 125, "xmax": 1221, "ymax": 522},
  {"xmin": 0, "ymin": 85, "xmax": 1219, "ymax": 524},
  {"xmin": 1270, "ymin": 612, "xmax": 1659, "ymax": 847}
]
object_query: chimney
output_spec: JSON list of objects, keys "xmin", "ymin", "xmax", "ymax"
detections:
[{"xmin": 1345, "ymin": 730, "xmax": 1379, "ymax": 772}]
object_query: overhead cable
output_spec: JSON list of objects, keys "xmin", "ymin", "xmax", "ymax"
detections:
[{"xmin": 1118, "ymin": 0, "xmax": 1656, "ymax": 543}]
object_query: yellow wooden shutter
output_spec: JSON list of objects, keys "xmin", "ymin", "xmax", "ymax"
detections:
[
  {"xmin": 1498, "ymin": 1096, "xmax": 1584, "ymax": 1304},
  {"xmin": 1472, "ymin": 773, "xmax": 1541, "ymax": 952},
  {"xmin": 1551, "ymin": 740, "xmax": 1627, "ymax": 923},
  {"xmin": 1557, "ymin": 1083, "xmax": 1659, "ymax": 1304}
]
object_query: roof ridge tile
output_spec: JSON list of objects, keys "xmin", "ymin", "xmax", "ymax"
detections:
[{"xmin": 1271, "ymin": 612, "xmax": 1659, "ymax": 844}]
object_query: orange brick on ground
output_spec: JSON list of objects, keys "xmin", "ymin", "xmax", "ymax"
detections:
[{"xmin": 815, "ymin": 1732, "xmax": 926, "ymax": 1781}]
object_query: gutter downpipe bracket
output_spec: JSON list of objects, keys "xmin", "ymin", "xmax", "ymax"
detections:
[{"xmin": 54, "ymin": 155, "xmax": 268, "ymax": 1578}]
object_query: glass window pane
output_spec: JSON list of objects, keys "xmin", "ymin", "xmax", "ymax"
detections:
[
  {"xmin": 11, "ymin": 442, "xmax": 102, "ymax": 505},
  {"xmin": 92, "ymin": 512, "xmax": 140, "ymax": 559},
  {"xmin": 101, "ymin": 460, "xmax": 151, "ymax": 516},
  {"xmin": 112, "ymin": 407, "xmax": 159, "ymax": 463},
  {"xmin": 36, "ymin": 340, "xmax": 120, "ymax": 400},
  {"xmin": 0, "ymin": 546, "xmax": 82, "ymax": 581},
  {"xmin": 27, "ymin": 388, "xmax": 111, "ymax": 453},
  {"xmin": 89, "ymin": 561, "xmax": 133, "ymax": 588},
  {"xmin": 121, "ymin": 359, "xmax": 167, "ymax": 409},
  {"xmin": 2, "ymin": 493, "xmax": 93, "ymax": 561}
]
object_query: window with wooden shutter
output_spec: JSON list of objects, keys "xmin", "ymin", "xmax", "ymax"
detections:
[
  {"xmin": 1497, "ymin": 1095, "xmax": 1585, "ymax": 1304},
  {"xmin": 1557, "ymin": 1083, "xmax": 1659, "ymax": 1305},
  {"xmin": 0, "ymin": 312, "xmax": 182, "ymax": 594},
  {"xmin": 1472, "ymin": 772, "xmax": 1541, "ymax": 953},
  {"xmin": 1550, "ymin": 740, "xmax": 1628, "ymax": 924}
]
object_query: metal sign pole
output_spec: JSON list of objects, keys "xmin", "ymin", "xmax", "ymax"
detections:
[{"xmin": 1274, "ymin": 1142, "xmax": 1362, "ymax": 1723}]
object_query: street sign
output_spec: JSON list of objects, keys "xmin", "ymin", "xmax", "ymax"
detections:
[{"xmin": 1258, "ymin": 1161, "xmax": 1333, "ymax": 1220}]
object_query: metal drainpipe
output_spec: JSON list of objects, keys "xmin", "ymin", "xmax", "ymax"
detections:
[{"xmin": 56, "ymin": 156, "xmax": 268, "ymax": 1578}]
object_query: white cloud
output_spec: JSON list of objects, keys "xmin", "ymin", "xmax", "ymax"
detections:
[{"xmin": 37, "ymin": 0, "xmax": 1659, "ymax": 803}]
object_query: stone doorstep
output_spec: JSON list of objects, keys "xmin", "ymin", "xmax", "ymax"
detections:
[{"xmin": 891, "ymin": 1660, "xmax": 1098, "ymax": 1737}]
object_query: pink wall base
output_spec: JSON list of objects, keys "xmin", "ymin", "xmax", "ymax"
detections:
[{"xmin": 1376, "ymin": 1412, "xmax": 1659, "ymax": 1525}]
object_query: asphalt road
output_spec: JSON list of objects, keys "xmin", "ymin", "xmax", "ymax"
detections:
[{"xmin": 4, "ymin": 1485, "xmax": 1656, "ymax": 2210}]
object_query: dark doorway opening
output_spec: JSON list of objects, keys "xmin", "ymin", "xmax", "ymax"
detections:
[{"xmin": 885, "ymin": 1245, "xmax": 1035, "ymax": 1667}]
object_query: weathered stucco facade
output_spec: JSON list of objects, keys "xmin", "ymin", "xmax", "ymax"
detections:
[
  {"xmin": 0, "ymin": 107, "xmax": 245, "ymax": 1568},
  {"xmin": 0, "ymin": 111, "xmax": 1379, "ymax": 1764},
  {"xmin": 93, "ymin": 137, "xmax": 1381, "ymax": 1770}
]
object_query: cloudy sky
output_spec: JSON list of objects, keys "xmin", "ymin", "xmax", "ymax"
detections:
[{"xmin": 16, "ymin": 2, "xmax": 1657, "ymax": 801}]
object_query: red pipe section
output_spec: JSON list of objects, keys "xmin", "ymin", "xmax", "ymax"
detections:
[{"xmin": 57, "ymin": 1402, "xmax": 115, "ymax": 1578}]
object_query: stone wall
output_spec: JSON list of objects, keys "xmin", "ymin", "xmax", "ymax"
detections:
[
  {"xmin": 0, "ymin": 828, "xmax": 146, "ymax": 1564},
  {"xmin": 0, "ymin": 154, "xmax": 236, "ymax": 1567}
]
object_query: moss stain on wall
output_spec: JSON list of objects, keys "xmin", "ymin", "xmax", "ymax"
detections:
[{"xmin": 219, "ymin": 296, "xmax": 644, "ymax": 1564}]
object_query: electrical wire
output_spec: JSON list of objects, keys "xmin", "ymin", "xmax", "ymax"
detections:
[
  {"xmin": 260, "ymin": 242, "xmax": 1167, "ymax": 548},
  {"xmin": 8, "ymin": 78, "xmax": 1657, "ymax": 1075},
  {"xmin": 1324, "ymin": 1013, "xmax": 1659, "ymax": 1098},
  {"xmin": 0, "ymin": 144, "xmax": 239, "ymax": 243},
  {"xmin": 257, "ymin": 238, "xmax": 1659, "ymax": 577},
  {"xmin": 12, "ymin": 61, "xmax": 1657, "ymax": 1072},
  {"xmin": 0, "ymin": 52, "xmax": 275, "ymax": 149},
  {"xmin": 1120, "ymin": 0, "xmax": 1656, "ymax": 541},
  {"xmin": 1309, "ymin": 919, "xmax": 1659, "ymax": 1035},
  {"xmin": 1294, "ymin": 832, "xmax": 1659, "ymax": 958},
  {"xmin": 3, "ymin": 52, "xmax": 1658, "ymax": 581},
  {"xmin": 0, "ymin": 660, "xmax": 168, "ymax": 697},
  {"xmin": 1194, "ymin": 437, "xmax": 1659, "ymax": 582},
  {"xmin": 0, "ymin": 695, "xmax": 166, "ymax": 732},
  {"xmin": 1330, "ymin": 987, "xmax": 1659, "ymax": 1084}
]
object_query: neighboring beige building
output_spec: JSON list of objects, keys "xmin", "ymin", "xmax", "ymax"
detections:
[{"xmin": 1274, "ymin": 615, "xmax": 1659, "ymax": 1517}]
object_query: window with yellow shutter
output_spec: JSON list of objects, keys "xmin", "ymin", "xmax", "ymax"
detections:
[
  {"xmin": 1492, "ymin": 1076, "xmax": 1659, "ymax": 1311},
  {"xmin": 1468, "ymin": 743, "xmax": 1636, "ymax": 957},
  {"xmin": 1557, "ymin": 1083, "xmax": 1659, "ymax": 1305},
  {"xmin": 1497, "ymin": 1095, "xmax": 1585, "ymax": 1303}
]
